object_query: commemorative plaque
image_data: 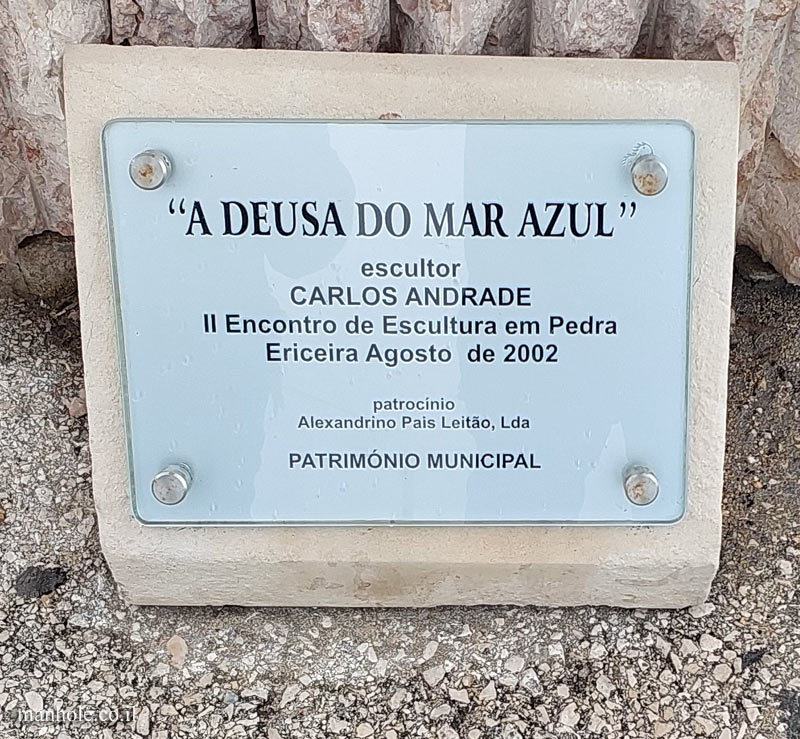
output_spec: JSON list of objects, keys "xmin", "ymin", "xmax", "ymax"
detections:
[
  {"xmin": 104, "ymin": 120, "xmax": 692, "ymax": 525},
  {"xmin": 66, "ymin": 46, "xmax": 737, "ymax": 606}
]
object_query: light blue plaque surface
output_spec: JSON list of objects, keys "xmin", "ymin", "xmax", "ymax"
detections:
[{"xmin": 102, "ymin": 119, "xmax": 693, "ymax": 525}]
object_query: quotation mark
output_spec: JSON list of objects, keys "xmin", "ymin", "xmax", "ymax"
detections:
[
  {"xmin": 168, "ymin": 198, "xmax": 186, "ymax": 215},
  {"xmin": 619, "ymin": 201, "xmax": 637, "ymax": 218}
]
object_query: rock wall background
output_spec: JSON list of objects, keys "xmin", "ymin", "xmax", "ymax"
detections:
[{"xmin": 1, "ymin": 0, "xmax": 799, "ymax": 284}]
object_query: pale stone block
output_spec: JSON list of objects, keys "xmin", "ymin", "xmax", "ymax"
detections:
[{"xmin": 64, "ymin": 46, "xmax": 738, "ymax": 607}]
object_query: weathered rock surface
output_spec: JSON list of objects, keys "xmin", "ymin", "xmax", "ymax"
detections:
[
  {"xmin": 770, "ymin": 8, "xmax": 800, "ymax": 169},
  {"xmin": 394, "ymin": 0, "xmax": 506, "ymax": 54},
  {"xmin": 0, "ymin": 0, "xmax": 109, "ymax": 266},
  {"xmin": 111, "ymin": 0, "xmax": 255, "ymax": 47},
  {"xmin": 482, "ymin": 0, "xmax": 528, "ymax": 55},
  {"xmin": 530, "ymin": 0, "xmax": 650, "ymax": 57},
  {"xmin": 649, "ymin": 0, "xmax": 799, "ymax": 205},
  {"xmin": 739, "ymin": 137, "xmax": 800, "ymax": 285},
  {"xmin": 5, "ymin": 0, "xmax": 800, "ymax": 285},
  {"xmin": 258, "ymin": 0, "xmax": 389, "ymax": 51}
]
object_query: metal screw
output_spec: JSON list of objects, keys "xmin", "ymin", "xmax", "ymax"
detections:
[
  {"xmin": 623, "ymin": 465, "xmax": 659, "ymax": 505},
  {"xmin": 631, "ymin": 154, "xmax": 668, "ymax": 196},
  {"xmin": 151, "ymin": 463, "xmax": 193, "ymax": 505},
  {"xmin": 129, "ymin": 150, "xmax": 172, "ymax": 190}
]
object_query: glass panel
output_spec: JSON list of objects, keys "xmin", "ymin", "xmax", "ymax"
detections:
[{"xmin": 102, "ymin": 119, "xmax": 693, "ymax": 525}]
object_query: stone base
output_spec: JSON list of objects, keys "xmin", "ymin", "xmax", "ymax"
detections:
[
  {"xmin": 102, "ymin": 529, "xmax": 720, "ymax": 608},
  {"xmin": 64, "ymin": 46, "xmax": 738, "ymax": 607}
]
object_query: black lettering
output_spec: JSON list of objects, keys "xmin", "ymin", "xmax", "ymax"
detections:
[
  {"xmin": 222, "ymin": 201, "xmax": 248, "ymax": 236},
  {"xmin": 357, "ymin": 202, "xmax": 382, "ymax": 237},
  {"xmin": 595, "ymin": 202, "xmax": 614, "ymax": 237},
  {"xmin": 186, "ymin": 200, "xmax": 211, "ymax": 236},
  {"xmin": 518, "ymin": 203, "xmax": 544, "ymax": 237},
  {"xmin": 568, "ymin": 202, "xmax": 591, "ymax": 238},
  {"xmin": 301, "ymin": 202, "xmax": 319, "ymax": 236},
  {"xmin": 250, "ymin": 201, "xmax": 271, "ymax": 236},
  {"xmin": 543, "ymin": 202, "xmax": 566, "ymax": 237},
  {"xmin": 273, "ymin": 201, "xmax": 298, "ymax": 236},
  {"xmin": 321, "ymin": 203, "xmax": 345, "ymax": 236},
  {"xmin": 385, "ymin": 202, "xmax": 411, "ymax": 237},
  {"xmin": 483, "ymin": 202, "xmax": 507, "ymax": 237},
  {"xmin": 424, "ymin": 202, "xmax": 454, "ymax": 237},
  {"xmin": 457, "ymin": 203, "xmax": 482, "ymax": 237}
]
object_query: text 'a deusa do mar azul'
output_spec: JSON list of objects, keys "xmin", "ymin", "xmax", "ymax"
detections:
[{"xmin": 175, "ymin": 199, "xmax": 635, "ymax": 238}]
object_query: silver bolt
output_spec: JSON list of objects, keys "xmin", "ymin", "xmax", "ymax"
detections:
[
  {"xmin": 623, "ymin": 465, "xmax": 659, "ymax": 506},
  {"xmin": 631, "ymin": 154, "xmax": 668, "ymax": 196},
  {"xmin": 129, "ymin": 150, "xmax": 172, "ymax": 190},
  {"xmin": 151, "ymin": 463, "xmax": 193, "ymax": 505}
]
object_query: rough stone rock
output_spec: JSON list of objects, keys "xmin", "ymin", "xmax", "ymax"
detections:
[
  {"xmin": 111, "ymin": 0, "xmax": 255, "ymax": 47},
  {"xmin": 258, "ymin": 0, "xmax": 389, "ymax": 51},
  {"xmin": 482, "ymin": 0, "xmax": 528, "ymax": 55},
  {"xmin": 395, "ymin": 0, "xmax": 506, "ymax": 54},
  {"xmin": 0, "ymin": 0, "xmax": 109, "ymax": 266},
  {"xmin": 739, "ymin": 136, "xmax": 800, "ymax": 285},
  {"xmin": 530, "ymin": 0, "xmax": 650, "ymax": 57},
  {"xmin": 646, "ymin": 0, "xmax": 799, "ymax": 206},
  {"xmin": 770, "ymin": 9, "xmax": 800, "ymax": 168}
]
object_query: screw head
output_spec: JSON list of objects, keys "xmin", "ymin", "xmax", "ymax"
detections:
[
  {"xmin": 151, "ymin": 463, "xmax": 193, "ymax": 505},
  {"xmin": 631, "ymin": 154, "xmax": 668, "ymax": 196},
  {"xmin": 129, "ymin": 150, "xmax": 172, "ymax": 190},
  {"xmin": 623, "ymin": 465, "xmax": 659, "ymax": 506}
]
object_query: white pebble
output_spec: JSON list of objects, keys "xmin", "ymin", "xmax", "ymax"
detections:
[
  {"xmin": 559, "ymin": 702, "xmax": 580, "ymax": 728},
  {"xmin": 24, "ymin": 691, "xmax": 43, "ymax": 713},
  {"xmin": 713, "ymin": 663, "xmax": 733, "ymax": 683},
  {"xmin": 478, "ymin": 681, "xmax": 496, "ymax": 702},
  {"xmin": 423, "ymin": 665, "xmax": 445, "ymax": 687},
  {"xmin": 699, "ymin": 633, "xmax": 723, "ymax": 652},
  {"xmin": 422, "ymin": 641, "xmax": 439, "ymax": 661}
]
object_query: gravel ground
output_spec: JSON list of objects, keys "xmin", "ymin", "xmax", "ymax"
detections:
[{"xmin": 0, "ymin": 261, "xmax": 799, "ymax": 739}]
